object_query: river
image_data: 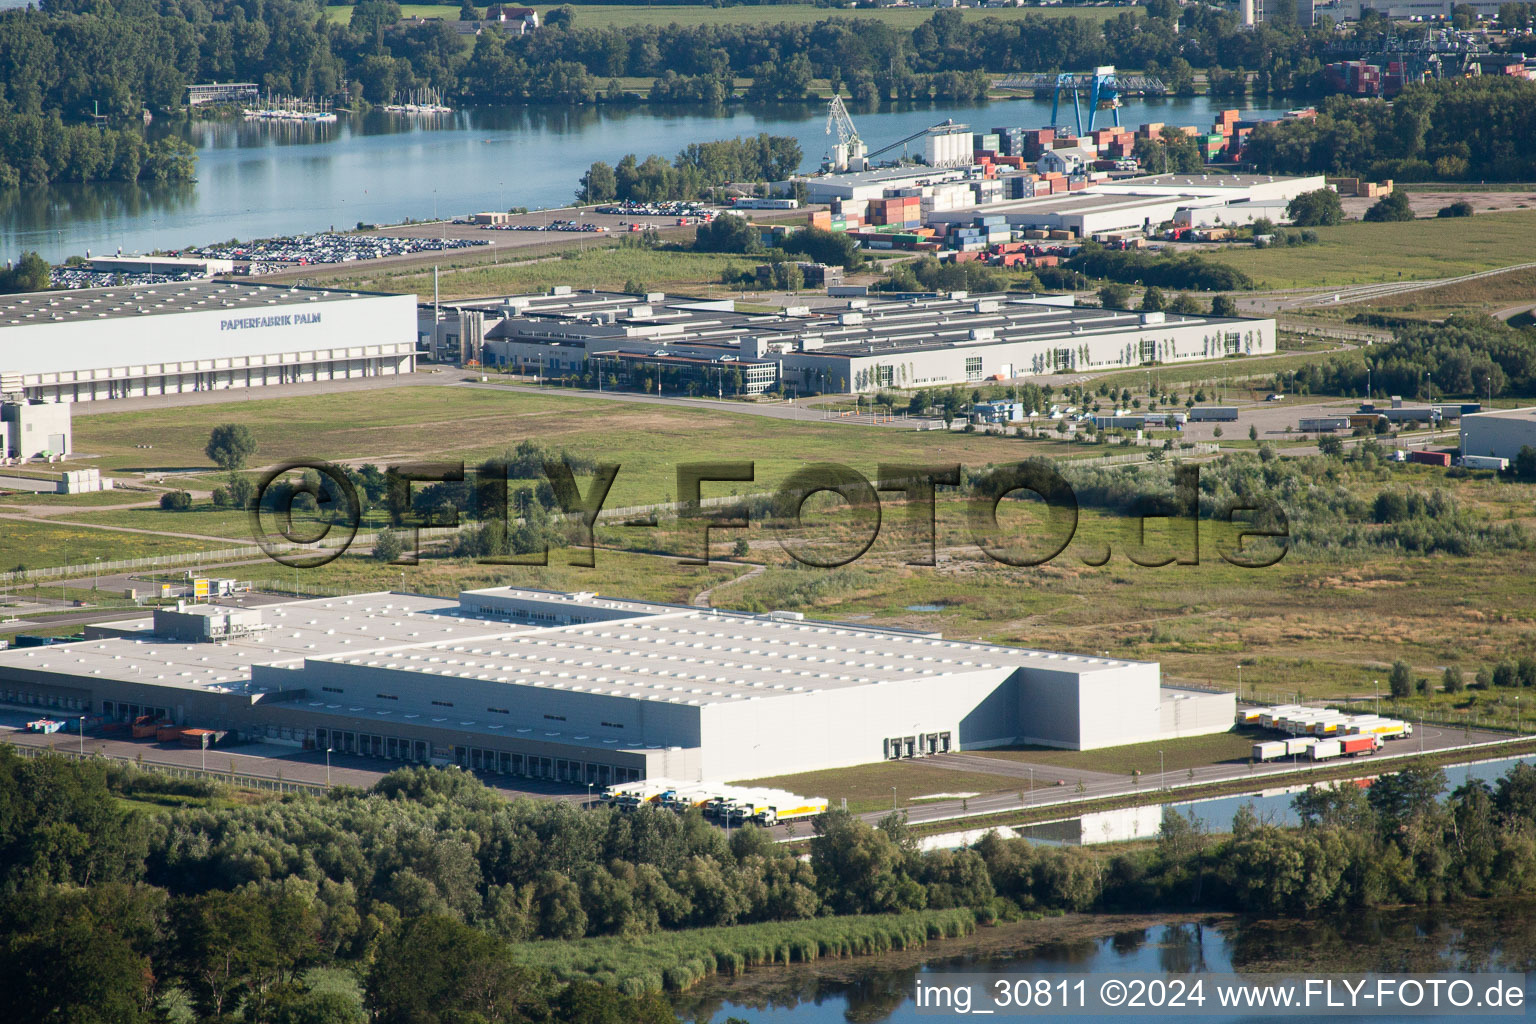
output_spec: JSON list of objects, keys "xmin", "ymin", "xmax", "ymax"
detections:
[
  {"xmin": 0, "ymin": 96, "xmax": 1291, "ymax": 263},
  {"xmin": 677, "ymin": 903, "xmax": 1536, "ymax": 1023}
]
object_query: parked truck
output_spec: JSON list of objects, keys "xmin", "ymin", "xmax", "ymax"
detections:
[
  {"xmin": 1342, "ymin": 735, "xmax": 1381, "ymax": 757},
  {"xmin": 754, "ymin": 797, "xmax": 830, "ymax": 826},
  {"xmin": 1253, "ymin": 741, "xmax": 1287, "ymax": 762},
  {"xmin": 1309, "ymin": 739, "xmax": 1343, "ymax": 761},
  {"xmin": 1459, "ymin": 454, "xmax": 1508, "ymax": 471}
]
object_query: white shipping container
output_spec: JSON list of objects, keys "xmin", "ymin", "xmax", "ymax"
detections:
[
  {"xmin": 1309, "ymin": 739, "xmax": 1343, "ymax": 761},
  {"xmin": 1253, "ymin": 741, "xmax": 1287, "ymax": 761},
  {"xmin": 1285, "ymin": 737, "xmax": 1316, "ymax": 755}
]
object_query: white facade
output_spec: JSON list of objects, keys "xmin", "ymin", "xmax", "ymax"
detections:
[
  {"xmin": 1, "ymin": 400, "xmax": 70, "ymax": 459},
  {"xmin": 1036, "ymin": 147, "xmax": 1096, "ymax": 175},
  {"xmin": 1461, "ymin": 407, "xmax": 1536, "ymax": 462},
  {"xmin": 0, "ymin": 282, "xmax": 417, "ymax": 403},
  {"xmin": 0, "ymin": 587, "xmax": 1237, "ymax": 785}
]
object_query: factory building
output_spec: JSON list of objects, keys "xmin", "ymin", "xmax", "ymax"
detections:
[
  {"xmin": 1461, "ymin": 407, "xmax": 1536, "ymax": 462},
  {"xmin": 436, "ymin": 289, "xmax": 1276, "ymax": 394},
  {"xmin": 0, "ymin": 281, "xmax": 417, "ymax": 403},
  {"xmin": 0, "ymin": 587, "xmax": 1234, "ymax": 784},
  {"xmin": 1, "ymin": 398, "xmax": 71, "ymax": 460}
]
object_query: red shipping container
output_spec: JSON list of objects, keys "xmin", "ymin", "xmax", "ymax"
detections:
[{"xmin": 1408, "ymin": 450, "xmax": 1452, "ymax": 467}]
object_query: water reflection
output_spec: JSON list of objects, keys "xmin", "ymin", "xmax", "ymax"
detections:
[
  {"xmin": 678, "ymin": 903, "xmax": 1536, "ymax": 1023},
  {"xmin": 3, "ymin": 95, "xmax": 1292, "ymax": 262}
]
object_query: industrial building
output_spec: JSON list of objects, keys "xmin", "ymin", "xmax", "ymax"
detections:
[
  {"xmin": 423, "ymin": 288, "xmax": 1277, "ymax": 394},
  {"xmin": 1460, "ymin": 407, "xmax": 1536, "ymax": 462},
  {"xmin": 0, "ymin": 281, "xmax": 417, "ymax": 403},
  {"xmin": 1, "ymin": 398, "xmax": 70, "ymax": 460},
  {"xmin": 0, "ymin": 587, "xmax": 1234, "ymax": 784}
]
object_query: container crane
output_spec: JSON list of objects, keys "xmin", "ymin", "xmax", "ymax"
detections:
[
  {"xmin": 994, "ymin": 66, "xmax": 1167, "ymax": 135},
  {"xmin": 822, "ymin": 95, "xmax": 868, "ymax": 172}
]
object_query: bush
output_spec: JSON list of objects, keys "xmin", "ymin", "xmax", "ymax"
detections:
[
  {"xmin": 1437, "ymin": 201, "xmax": 1474, "ymax": 218},
  {"xmin": 1286, "ymin": 189, "xmax": 1344, "ymax": 227},
  {"xmin": 158, "ymin": 490, "xmax": 192, "ymax": 512},
  {"xmin": 1363, "ymin": 191, "xmax": 1414, "ymax": 223},
  {"xmin": 371, "ymin": 528, "xmax": 404, "ymax": 563}
]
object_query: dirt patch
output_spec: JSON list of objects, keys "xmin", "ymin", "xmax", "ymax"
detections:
[{"xmin": 1342, "ymin": 190, "xmax": 1536, "ymax": 218}]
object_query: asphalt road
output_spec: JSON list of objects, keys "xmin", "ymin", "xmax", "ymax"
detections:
[{"xmin": 780, "ymin": 721, "xmax": 1523, "ymax": 841}]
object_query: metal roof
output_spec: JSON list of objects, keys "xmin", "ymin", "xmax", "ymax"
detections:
[{"xmin": 0, "ymin": 281, "xmax": 385, "ymax": 327}]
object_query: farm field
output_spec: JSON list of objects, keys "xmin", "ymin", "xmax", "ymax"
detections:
[
  {"xmin": 0, "ymin": 518, "xmax": 215, "ymax": 575},
  {"xmin": 329, "ymin": 3, "xmax": 1141, "ymax": 28},
  {"xmin": 1204, "ymin": 210, "xmax": 1536, "ymax": 290}
]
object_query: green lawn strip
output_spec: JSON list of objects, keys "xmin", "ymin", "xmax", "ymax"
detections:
[{"xmin": 509, "ymin": 908, "xmax": 976, "ymax": 996}]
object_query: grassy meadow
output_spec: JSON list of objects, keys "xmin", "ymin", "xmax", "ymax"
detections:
[{"xmin": 1205, "ymin": 210, "xmax": 1536, "ymax": 290}]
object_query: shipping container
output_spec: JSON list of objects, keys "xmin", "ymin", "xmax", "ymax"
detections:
[
  {"xmin": 1253, "ymin": 741, "xmax": 1288, "ymax": 762},
  {"xmin": 1460, "ymin": 454, "xmax": 1508, "ymax": 471},
  {"xmin": 1408, "ymin": 450, "xmax": 1452, "ymax": 468},
  {"xmin": 1285, "ymin": 737, "xmax": 1317, "ymax": 756},
  {"xmin": 1187, "ymin": 406, "xmax": 1239, "ymax": 422},
  {"xmin": 1309, "ymin": 740, "xmax": 1343, "ymax": 761}
]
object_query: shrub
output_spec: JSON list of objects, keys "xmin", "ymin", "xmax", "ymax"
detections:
[{"xmin": 158, "ymin": 490, "xmax": 192, "ymax": 511}]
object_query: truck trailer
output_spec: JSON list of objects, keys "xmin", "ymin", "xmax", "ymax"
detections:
[
  {"xmin": 1342, "ymin": 735, "xmax": 1381, "ymax": 757},
  {"xmin": 754, "ymin": 797, "xmax": 830, "ymax": 826},
  {"xmin": 1309, "ymin": 739, "xmax": 1343, "ymax": 761}
]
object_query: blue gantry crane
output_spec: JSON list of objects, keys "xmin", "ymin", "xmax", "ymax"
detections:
[{"xmin": 994, "ymin": 66, "xmax": 1167, "ymax": 136}]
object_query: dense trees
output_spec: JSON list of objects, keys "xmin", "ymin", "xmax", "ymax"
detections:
[
  {"xmin": 9, "ymin": 748, "xmax": 1536, "ymax": 1019},
  {"xmin": 1247, "ymin": 79, "xmax": 1536, "ymax": 181},
  {"xmin": 1066, "ymin": 243, "xmax": 1256, "ymax": 292},
  {"xmin": 1280, "ymin": 315, "xmax": 1536, "ymax": 400},
  {"xmin": 587, "ymin": 135, "xmax": 801, "ymax": 204},
  {"xmin": 0, "ymin": 251, "xmax": 49, "ymax": 293}
]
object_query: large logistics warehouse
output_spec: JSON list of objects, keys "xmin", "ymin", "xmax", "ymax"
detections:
[
  {"xmin": 426, "ymin": 289, "xmax": 1277, "ymax": 394},
  {"xmin": 0, "ymin": 587, "xmax": 1233, "ymax": 785},
  {"xmin": 0, "ymin": 281, "xmax": 417, "ymax": 403},
  {"xmin": 1460, "ymin": 407, "xmax": 1536, "ymax": 462}
]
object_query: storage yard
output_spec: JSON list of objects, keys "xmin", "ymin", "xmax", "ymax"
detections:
[
  {"xmin": 0, "ymin": 585, "xmax": 1236, "ymax": 787},
  {"xmin": 1242, "ymin": 704, "xmax": 1414, "ymax": 763}
]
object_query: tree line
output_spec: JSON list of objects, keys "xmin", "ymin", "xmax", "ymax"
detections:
[
  {"xmin": 578, "ymin": 135, "xmax": 802, "ymax": 204},
  {"xmin": 1246, "ymin": 78, "xmax": 1536, "ymax": 182},
  {"xmin": 8, "ymin": 747, "xmax": 1536, "ymax": 1021}
]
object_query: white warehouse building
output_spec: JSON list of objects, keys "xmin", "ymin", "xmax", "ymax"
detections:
[
  {"xmin": 0, "ymin": 281, "xmax": 417, "ymax": 403},
  {"xmin": 0, "ymin": 587, "xmax": 1234, "ymax": 786},
  {"xmin": 1460, "ymin": 407, "xmax": 1536, "ymax": 462}
]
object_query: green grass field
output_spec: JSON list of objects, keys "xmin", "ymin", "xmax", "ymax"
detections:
[
  {"xmin": 336, "ymin": 248, "xmax": 756, "ymax": 302},
  {"xmin": 0, "ymin": 518, "xmax": 216, "ymax": 574},
  {"xmin": 1205, "ymin": 210, "xmax": 1536, "ymax": 290},
  {"xmin": 331, "ymin": 3, "xmax": 1139, "ymax": 28},
  {"xmin": 736, "ymin": 760, "xmax": 1032, "ymax": 813},
  {"xmin": 70, "ymin": 385, "xmax": 1053, "ymax": 508},
  {"xmin": 972, "ymin": 730, "xmax": 1266, "ymax": 776}
]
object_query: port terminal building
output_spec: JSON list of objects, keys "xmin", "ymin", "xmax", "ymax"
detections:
[
  {"xmin": 0, "ymin": 281, "xmax": 417, "ymax": 403},
  {"xmin": 0, "ymin": 587, "xmax": 1234, "ymax": 786}
]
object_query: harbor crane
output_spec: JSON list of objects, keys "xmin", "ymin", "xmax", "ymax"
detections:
[
  {"xmin": 822, "ymin": 95, "xmax": 868, "ymax": 172},
  {"xmin": 994, "ymin": 66, "xmax": 1167, "ymax": 136}
]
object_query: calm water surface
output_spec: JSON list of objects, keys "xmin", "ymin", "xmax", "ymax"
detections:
[
  {"xmin": 1, "ymin": 96, "xmax": 1290, "ymax": 261},
  {"xmin": 678, "ymin": 904, "xmax": 1536, "ymax": 1023}
]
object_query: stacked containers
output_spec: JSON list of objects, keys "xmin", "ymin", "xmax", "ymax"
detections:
[{"xmin": 994, "ymin": 126, "xmax": 1026, "ymax": 156}]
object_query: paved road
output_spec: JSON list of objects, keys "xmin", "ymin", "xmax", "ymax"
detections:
[
  {"xmin": 762, "ymin": 722, "xmax": 1522, "ymax": 840},
  {"xmin": 0, "ymin": 712, "xmax": 587, "ymax": 803},
  {"xmin": 1240, "ymin": 262, "xmax": 1536, "ymax": 315}
]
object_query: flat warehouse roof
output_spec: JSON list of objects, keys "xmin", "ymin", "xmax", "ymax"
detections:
[
  {"xmin": 0, "ymin": 281, "xmax": 394, "ymax": 327},
  {"xmin": 2, "ymin": 588, "xmax": 1151, "ymax": 708}
]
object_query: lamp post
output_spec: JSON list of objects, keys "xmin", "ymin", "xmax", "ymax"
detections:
[
  {"xmin": 325, "ymin": 746, "xmax": 332, "ymax": 786},
  {"xmin": 586, "ymin": 781, "xmax": 594, "ymax": 808},
  {"xmin": 1374, "ymin": 680, "xmax": 1379, "ymax": 716},
  {"xmin": 1237, "ymin": 663, "xmax": 1242, "ymax": 699},
  {"xmin": 1028, "ymin": 767, "xmax": 1034, "ymax": 805},
  {"xmin": 201, "ymin": 731, "xmax": 209, "ymax": 770},
  {"xmin": 891, "ymin": 786, "xmax": 897, "ymax": 812},
  {"xmin": 79, "ymin": 714, "xmax": 84, "ymax": 756},
  {"xmin": 93, "ymin": 556, "xmax": 101, "ymax": 591},
  {"xmin": 1159, "ymin": 749, "xmax": 1164, "ymax": 791}
]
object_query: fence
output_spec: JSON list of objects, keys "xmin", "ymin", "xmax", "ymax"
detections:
[{"xmin": 7, "ymin": 530, "xmax": 385, "ymax": 585}]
